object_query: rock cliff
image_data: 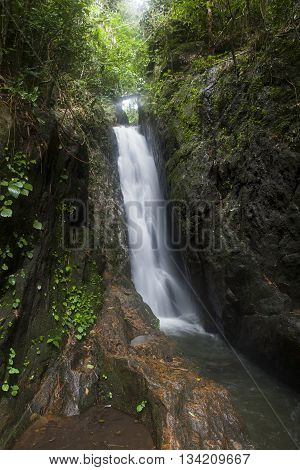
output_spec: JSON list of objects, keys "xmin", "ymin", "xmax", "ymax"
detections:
[{"xmin": 141, "ymin": 30, "xmax": 300, "ymax": 389}]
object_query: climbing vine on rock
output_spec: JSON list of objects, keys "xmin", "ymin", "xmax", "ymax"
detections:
[
  {"xmin": 48, "ymin": 261, "xmax": 102, "ymax": 348},
  {"xmin": 0, "ymin": 152, "xmax": 35, "ymax": 219},
  {"xmin": 1, "ymin": 348, "xmax": 20, "ymax": 397}
]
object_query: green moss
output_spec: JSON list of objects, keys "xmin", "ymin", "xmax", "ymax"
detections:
[{"xmin": 147, "ymin": 32, "xmax": 299, "ymax": 251}]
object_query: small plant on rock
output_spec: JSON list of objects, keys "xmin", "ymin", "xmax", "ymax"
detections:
[{"xmin": 136, "ymin": 400, "xmax": 147, "ymax": 413}]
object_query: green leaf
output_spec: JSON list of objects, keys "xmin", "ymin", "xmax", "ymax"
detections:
[
  {"xmin": 9, "ymin": 348, "xmax": 16, "ymax": 358},
  {"xmin": 13, "ymin": 299, "xmax": 20, "ymax": 309},
  {"xmin": 8, "ymin": 276, "xmax": 16, "ymax": 286},
  {"xmin": 87, "ymin": 364, "xmax": 94, "ymax": 369},
  {"xmin": 47, "ymin": 337, "xmax": 60, "ymax": 348},
  {"xmin": 8, "ymin": 367, "xmax": 20, "ymax": 375},
  {"xmin": 8, "ymin": 185, "xmax": 21, "ymax": 199},
  {"xmin": 0, "ymin": 207, "xmax": 13, "ymax": 218},
  {"xmin": 24, "ymin": 183, "xmax": 33, "ymax": 191},
  {"xmin": 33, "ymin": 220, "xmax": 43, "ymax": 230},
  {"xmin": 136, "ymin": 400, "xmax": 147, "ymax": 413},
  {"xmin": 1, "ymin": 383, "xmax": 9, "ymax": 392},
  {"xmin": 2, "ymin": 264, "xmax": 8, "ymax": 271}
]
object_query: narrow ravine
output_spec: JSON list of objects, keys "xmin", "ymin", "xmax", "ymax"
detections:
[
  {"xmin": 1, "ymin": 0, "xmax": 299, "ymax": 455},
  {"xmin": 114, "ymin": 122, "xmax": 300, "ymax": 450}
]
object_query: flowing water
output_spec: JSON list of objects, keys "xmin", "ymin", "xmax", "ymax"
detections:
[
  {"xmin": 114, "ymin": 126, "xmax": 204, "ymax": 335},
  {"xmin": 175, "ymin": 334, "xmax": 300, "ymax": 450},
  {"xmin": 114, "ymin": 125, "xmax": 300, "ymax": 450}
]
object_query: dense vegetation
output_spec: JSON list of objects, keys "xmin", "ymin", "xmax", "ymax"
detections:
[
  {"xmin": 0, "ymin": 0, "xmax": 147, "ymax": 109},
  {"xmin": 143, "ymin": 0, "xmax": 299, "ymax": 147},
  {"xmin": 1, "ymin": 0, "xmax": 298, "ymax": 120},
  {"xmin": 0, "ymin": 0, "xmax": 148, "ymax": 233},
  {"xmin": 144, "ymin": 0, "xmax": 299, "ymax": 66}
]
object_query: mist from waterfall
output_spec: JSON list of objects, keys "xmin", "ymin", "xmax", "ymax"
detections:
[{"xmin": 114, "ymin": 125, "xmax": 205, "ymax": 335}]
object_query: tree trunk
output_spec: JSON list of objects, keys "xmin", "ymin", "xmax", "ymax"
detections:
[
  {"xmin": 207, "ymin": 2, "xmax": 214, "ymax": 51},
  {"xmin": 0, "ymin": 0, "xmax": 10, "ymax": 67}
]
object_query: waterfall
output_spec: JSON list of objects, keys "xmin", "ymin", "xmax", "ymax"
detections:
[{"xmin": 114, "ymin": 126, "xmax": 205, "ymax": 335}]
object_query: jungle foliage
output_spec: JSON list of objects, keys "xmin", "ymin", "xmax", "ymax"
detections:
[
  {"xmin": 0, "ymin": 0, "xmax": 147, "ymax": 108},
  {"xmin": 143, "ymin": 0, "xmax": 300, "ymax": 71}
]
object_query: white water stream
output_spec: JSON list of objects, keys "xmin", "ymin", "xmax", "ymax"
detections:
[{"xmin": 114, "ymin": 126, "xmax": 204, "ymax": 335}]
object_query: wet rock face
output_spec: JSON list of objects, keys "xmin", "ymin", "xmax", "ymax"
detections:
[
  {"xmin": 28, "ymin": 277, "xmax": 249, "ymax": 449},
  {"xmin": 1, "ymin": 277, "xmax": 249, "ymax": 450},
  {"xmin": 141, "ymin": 33, "xmax": 300, "ymax": 389},
  {"xmin": 0, "ymin": 103, "xmax": 102, "ymax": 448},
  {"xmin": 13, "ymin": 406, "xmax": 155, "ymax": 450},
  {"xmin": 81, "ymin": 280, "xmax": 249, "ymax": 450}
]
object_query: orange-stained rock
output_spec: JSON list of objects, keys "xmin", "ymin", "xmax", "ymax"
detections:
[{"xmin": 89, "ymin": 278, "xmax": 250, "ymax": 449}]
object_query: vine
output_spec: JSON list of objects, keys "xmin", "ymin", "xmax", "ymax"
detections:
[
  {"xmin": 1, "ymin": 348, "xmax": 20, "ymax": 397},
  {"xmin": 48, "ymin": 262, "xmax": 102, "ymax": 348},
  {"xmin": 0, "ymin": 152, "xmax": 35, "ymax": 219}
]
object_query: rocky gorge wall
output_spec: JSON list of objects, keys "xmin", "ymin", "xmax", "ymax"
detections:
[
  {"xmin": 141, "ymin": 29, "xmax": 300, "ymax": 389},
  {"xmin": 0, "ymin": 97, "xmax": 249, "ymax": 449}
]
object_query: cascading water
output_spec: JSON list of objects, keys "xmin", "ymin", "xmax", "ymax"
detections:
[{"xmin": 114, "ymin": 125, "xmax": 204, "ymax": 335}]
